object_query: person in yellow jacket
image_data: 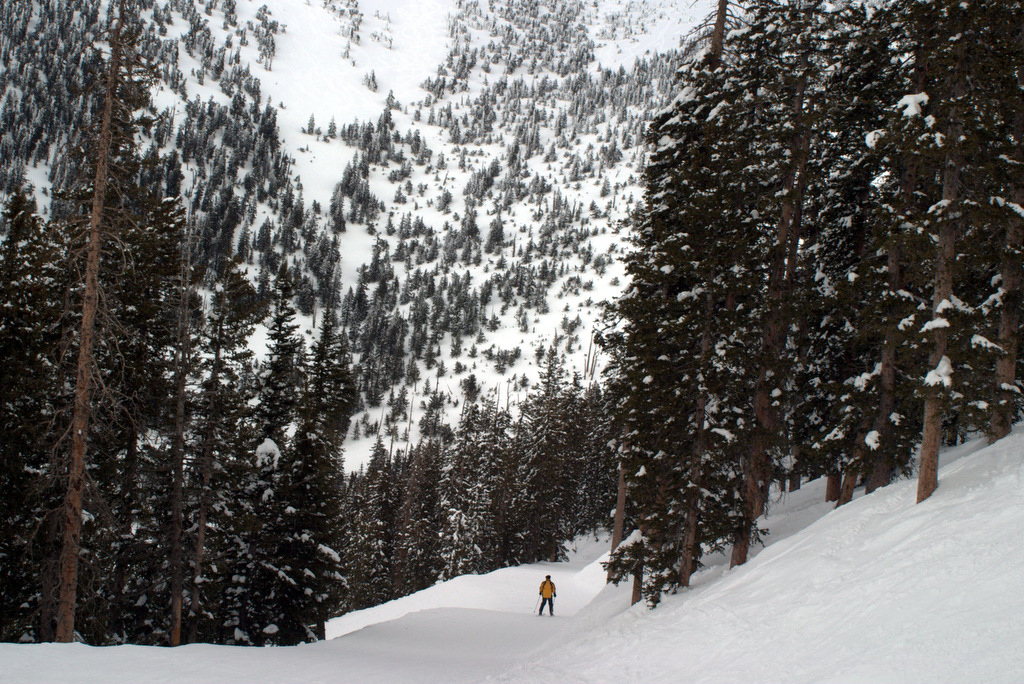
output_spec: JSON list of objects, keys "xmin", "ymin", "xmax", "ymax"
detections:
[{"xmin": 538, "ymin": 575, "xmax": 556, "ymax": 616}]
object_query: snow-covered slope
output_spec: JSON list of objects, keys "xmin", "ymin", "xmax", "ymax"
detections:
[
  {"xmin": 503, "ymin": 432, "xmax": 1024, "ymax": 683},
  {"xmin": 5, "ymin": 429, "xmax": 1023, "ymax": 683},
  {"xmin": 1, "ymin": 0, "xmax": 720, "ymax": 469}
]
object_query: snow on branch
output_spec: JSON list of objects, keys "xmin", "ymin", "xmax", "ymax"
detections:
[{"xmin": 924, "ymin": 356, "xmax": 953, "ymax": 388}]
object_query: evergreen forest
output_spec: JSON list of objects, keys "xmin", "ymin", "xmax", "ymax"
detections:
[{"xmin": 0, "ymin": 0, "xmax": 1021, "ymax": 649}]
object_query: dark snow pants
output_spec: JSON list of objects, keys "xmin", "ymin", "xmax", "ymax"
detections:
[{"xmin": 539, "ymin": 597, "xmax": 554, "ymax": 615}]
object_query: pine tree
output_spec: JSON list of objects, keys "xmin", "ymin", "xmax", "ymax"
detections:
[
  {"xmin": 393, "ymin": 439, "xmax": 443, "ymax": 595},
  {"xmin": 602, "ymin": 17, "xmax": 753, "ymax": 601},
  {"xmin": 865, "ymin": 0, "xmax": 1024, "ymax": 502},
  {"xmin": 438, "ymin": 403, "xmax": 496, "ymax": 578},
  {"xmin": 56, "ymin": 0, "xmax": 136, "ymax": 641},
  {"xmin": 186, "ymin": 259, "xmax": 264, "ymax": 643},
  {"xmin": 343, "ymin": 437, "xmax": 396, "ymax": 612},
  {"xmin": 257, "ymin": 263, "xmax": 303, "ymax": 442},
  {"xmin": 987, "ymin": 9, "xmax": 1024, "ymax": 444},
  {"xmin": 510, "ymin": 347, "xmax": 576, "ymax": 564},
  {"xmin": 0, "ymin": 191, "xmax": 67, "ymax": 641},
  {"xmin": 288, "ymin": 309, "xmax": 356, "ymax": 639},
  {"xmin": 796, "ymin": 2, "xmax": 921, "ymax": 503},
  {"xmin": 55, "ymin": 1, "xmax": 193, "ymax": 642}
]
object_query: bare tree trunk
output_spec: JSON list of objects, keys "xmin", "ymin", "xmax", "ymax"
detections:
[
  {"xmin": 630, "ymin": 567, "xmax": 643, "ymax": 607},
  {"xmin": 825, "ymin": 474, "xmax": 841, "ymax": 502},
  {"xmin": 168, "ymin": 264, "xmax": 192, "ymax": 646},
  {"xmin": 678, "ymin": 504, "xmax": 700, "ymax": 589},
  {"xmin": 55, "ymin": 5, "xmax": 126, "ymax": 642},
  {"xmin": 837, "ymin": 471, "xmax": 857, "ymax": 506},
  {"xmin": 917, "ymin": 231, "xmax": 958, "ymax": 503},
  {"xmin": 608, "ymin": 462, "xmax": 626, "ymax": 569},
  {"xmin": 678, "ymin": 292, "xmax": 714, "ymax": 587},
  {"xmin": 865, "ymin": 248, "xmax": 902, "ymax": 494},
  {"xmin": 709, "ymin": 0, "xmax": 729, "ymax": 69}
]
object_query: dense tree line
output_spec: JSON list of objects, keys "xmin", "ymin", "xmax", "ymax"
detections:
[
  {"xmin": 0, "ymin": 171, "xmax": 614, "ymax": 642},
  {"xmin": 0, "ymin": 5, "xmax": 620, "ymax": 639},
  {"xmin": 0, "ymin": 4, "xmax": 361, "ymax": 645},
  {"xmin": 604, "ymin": 0, "xmax": 1024, "ymax": 606},
  {"xmin": 341, "ymin": 347, "xmax": 617, "ymax": 609}
]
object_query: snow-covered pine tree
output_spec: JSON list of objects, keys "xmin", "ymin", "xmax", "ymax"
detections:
[
  {"xmin": 342, "ymin": 437, "xmax": 396, "ymax": 612},
  {"xmin": 602, "ymin": 14, "xmax": 748, "ymax": 602},
  {"xmin": 706, "ymin": 0, "xmax": 836, "ymax": 566},
  {"xmin": 289, "ymin": 309, "xmax": 357, "ymax": 639},
  {"xmin": 438, "ymin": 402, "xmax": 496, "ymax": 579},
  {"xmin": 869, "ymin": 0, "xmax": 1022, "ymax": 502},
  {"xmin": 971, "ymin": 3, "xmax": 1024, "ymax": 443},
  {"xmin": 393, "ymin": 439, "xmax": 443, "ymax": 595},
  {"xmin": 53, "ymin": 4, "xmax": 194, "ymax": 641},
  {"xmin": 795, "ymin": 2, "xmax": 921, "ymax": 503},
  {"xmin": 257, "ymin": 263, "xmax": 303, "ymax": 443},
  {"xmin": 186, "ymin": 258, "xmax": 265, "ymax": 644},
  {"xmin": 222, "ymin": 435, "xmax": 289, "ymax": 645}
]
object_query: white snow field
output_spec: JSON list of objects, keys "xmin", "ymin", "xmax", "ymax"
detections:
[{"xmin": 3, "ymin": 428, "xmax": 1024, "ymax": 683}]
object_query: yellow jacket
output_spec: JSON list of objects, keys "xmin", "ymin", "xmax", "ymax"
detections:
[{"xmin": 539, "ymin": 580, "xmax": 556, "ymax": 598}]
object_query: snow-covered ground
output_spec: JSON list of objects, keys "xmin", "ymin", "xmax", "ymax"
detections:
[{"xmin": 5, "ymin": 428, "xmax": 1023, "ymax": 683}]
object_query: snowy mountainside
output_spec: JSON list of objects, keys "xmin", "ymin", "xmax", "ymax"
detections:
[
  {"xmin": 0, "ymin": 0, "xmax": 717, "ymax": 468},
  {"xmin": 4, "ymin": 428, "xmax": 1022, "ymax": 682},
  {"xmin": 501, "ymin": 430, "xmax": 1024, "ymax": 683}
]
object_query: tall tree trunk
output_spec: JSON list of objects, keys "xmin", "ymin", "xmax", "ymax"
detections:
[
  {"xmin": 916, "ymin": 224, "xmax": 959, "ymax": 504},
  {"xmin": 918, "ymin": 54, "xmax": 965, "ymax": 504},
  {"xmin": 607, "ymin": 462, "xmax": 626, "ymax": 580},
  {"xmin": 709, "ymin": 0, "xmax": 729, "ymax": 69},
  {"xmin": 865, "ymin": 247, "xmax": 902, "ymax": 493},
  {"xmin": 55, "ymin": 5, "xmax": 126, "ymax": 642},
  {"xmin": 168, "ymin": 260, "xmax": 192, "ymax": 646},
  {"xmin": 733, "ymin": 47, "xmax": 810, "ymax": 568},
  {"xmin": 679, "ymin": 292, "xmax": 714, "ymax": 585},
  {"xmin": 677, "ymin": 501, "xmax": 700, "ymax": 589},
  {"xmin": 990, "ymin": 23, "xmax": 1024, "ymax": 443}
]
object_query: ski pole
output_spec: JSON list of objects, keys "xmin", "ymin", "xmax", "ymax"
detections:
[{"xmin": 534, "ymin": 595, "xmax": 541, "ymax": 613}]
